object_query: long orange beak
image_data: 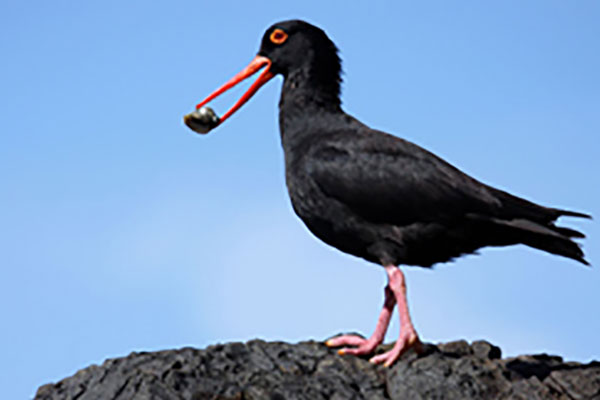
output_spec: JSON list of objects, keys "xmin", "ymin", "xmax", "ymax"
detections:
[{"xmin": 188, "ymin": 55, "xmax": 274, "ymax": 132}]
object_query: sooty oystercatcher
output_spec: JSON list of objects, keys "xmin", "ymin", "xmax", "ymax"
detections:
[{"xmin": 184, "ymin": 20, "xmax": 590, "ymax": 366}]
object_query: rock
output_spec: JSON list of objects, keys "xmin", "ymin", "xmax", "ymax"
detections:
[{"xmin": 35, "ymin": 339, "xmax": 600, "ymax": 400}]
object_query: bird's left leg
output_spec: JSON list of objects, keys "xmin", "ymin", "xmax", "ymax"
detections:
[{"xmin": 325, "ymin": 277, "xmax": 396, "ymax": 355}]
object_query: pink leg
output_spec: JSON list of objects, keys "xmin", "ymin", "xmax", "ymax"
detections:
[
  {"xmin": 370, "ymin": 265, "xmax": 421, "ymax": 366},
  {"xmin": 327, "ymin": 265, "xmax": 421, "ymax": 367}
]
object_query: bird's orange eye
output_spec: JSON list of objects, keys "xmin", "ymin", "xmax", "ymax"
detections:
[{"xmin": 270, "ymin": 29, "xmax": 288, "ymax": 45}]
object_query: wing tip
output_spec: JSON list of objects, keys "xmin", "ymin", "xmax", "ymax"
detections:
[{"xmin": 558, "ymin": 209, "xmax": 592, "ymax": 220}]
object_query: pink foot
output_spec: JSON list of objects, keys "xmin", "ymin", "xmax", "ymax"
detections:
[
  {"xmin": 369, "ymin": 328, "xmax": 422, "ymax": 367},
  {"xmin": 326, "ymin": 285, "xmax": 395, "ymax": 356},
  {"xmin": 326, "ymin": 334, "xmax": 381, "ymax": 356}
]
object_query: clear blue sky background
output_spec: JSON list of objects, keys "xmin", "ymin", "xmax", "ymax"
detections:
[{"xmin": 1, "ymin": 1, "xmax": 599, "ymax": 398}]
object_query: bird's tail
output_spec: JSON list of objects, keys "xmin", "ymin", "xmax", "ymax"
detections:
[
  {"xmin": 488, "ymin": 217, "xmax": 590, "ymax": 266},
  {"xmin": 490, "ymin": 186, "xmax": 592, "ymax": 223},
  {"xmin": 480, "ymin": 188, "xmax": 591, "ymax": 264}
]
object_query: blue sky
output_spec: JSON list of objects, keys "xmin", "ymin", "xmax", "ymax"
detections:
[{"xmin": 1, "ymin": 1, "xmax": 599, "ymax": 398}]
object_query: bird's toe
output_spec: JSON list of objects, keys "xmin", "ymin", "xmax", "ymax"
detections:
[
  {"xmin": 326, "ymin": 334, "xmax": 367, "ymax": 348},
  {"xmin": 369, "ymin": 332, "xmax": 421, "ymax": 367}
]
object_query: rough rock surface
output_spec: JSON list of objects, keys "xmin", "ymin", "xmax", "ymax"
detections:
[{"xmin": 35, "ymin": 339, "xmax": 600, "ymax": 400}]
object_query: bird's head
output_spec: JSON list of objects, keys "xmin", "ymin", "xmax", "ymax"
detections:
[
  {"xmin": 184, "ymin": 20, "xmax": 341, "ymax": 134},
  {"xmin": 258, "ymin": 20, "xmax": 341, "ymax": 79}
]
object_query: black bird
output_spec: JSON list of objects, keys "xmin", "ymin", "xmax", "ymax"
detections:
[{"xmin": 184, "ymin": 20, "xmax": 590, "ymax": 366}]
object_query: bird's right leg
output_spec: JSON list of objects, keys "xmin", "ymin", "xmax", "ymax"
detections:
[{"xmin": 325, "ymin": 284, "xmax": 396, "ymax": 355}]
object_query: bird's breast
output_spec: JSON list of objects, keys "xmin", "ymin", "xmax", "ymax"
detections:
[{"xmin": 282, "ymin": 156, "xmax": 385, "ymax": 264}]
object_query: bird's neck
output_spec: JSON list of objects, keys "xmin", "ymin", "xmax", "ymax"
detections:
[
  {"xmin": 278, "ymin": 66, "xmax": 342, "ymax": 143},
  {"xmin": 279, "ymin": 66, "xmax": 341, "ymax": 113}
]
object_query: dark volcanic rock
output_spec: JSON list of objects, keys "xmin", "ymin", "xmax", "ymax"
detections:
[{"xmin": 35, "ymin": 339, "xmax": 600, "ymax": 400}]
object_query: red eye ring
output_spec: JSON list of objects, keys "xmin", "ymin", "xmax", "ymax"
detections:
[{"xmin": 270, "ymin": 29, "xmax": 288, "ymax": 45}]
